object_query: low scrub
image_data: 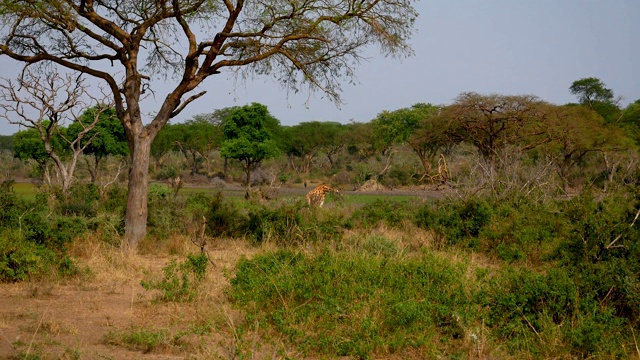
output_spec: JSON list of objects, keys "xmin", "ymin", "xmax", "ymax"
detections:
[
  {"xmin": 141, "ymin": 253, "xmax": 208, "ymax": 302},
  {"xmin": 229, "ymin": 249, "xmax": 475, "ymax": 358}
]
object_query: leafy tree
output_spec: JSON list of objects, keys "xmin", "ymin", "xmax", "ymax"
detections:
[
  {"xmin": 220, "ymin": 103, "xmax": 281, "ymax": 191},
  {"xmin": 0, "ymin": 135, "xmax": 12, "ymax": 153},
  {"xmin": 67, "ymin": 106, "xmax": 128, "ymax": 183},
  {"xmin": 0, "ymin": 0, "xmax": 418, "ymax": 248},
  {"xmin": 619, "ymin": 99, "xmax": 640, "ymax": 144},
  {"xmin": 569, "ymin": 77, "xmax": 621, "ymax": 122},
  {"xmin": 283, "ymin": 121, "xmax": 344, "ymax": 174},
  {"xmin": 172, "ymin": 118, "xmax": 223, "ymax": 176},
  {"xmin": 13, "ymin": 127, "xmax": 57, "ymax": 181},
  {"xmin": 569, "ymin": 77, "xmax": 615, "ymax": 107},
  {"xmin": 343, "ymin": 121, "xmax": 380, "ymax": 160},
  {"xmin": 542, "ymin": 105, "xmax": 630, "ymax": 192},
  {"xmin": 371, "ymin": 103, "xmax": 446, "ymax": 179}
]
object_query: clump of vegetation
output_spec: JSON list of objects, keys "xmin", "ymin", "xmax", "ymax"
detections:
[
  {"xmin": 229, "ymin": 249, "xmax": 474, "ymax": 358},
  {"xmin": 141, "ymin": 253, "xmax": 208, "ymax": 302},
  {"xmin": 103, "ymin": 326, "xmax": 170, "ymax": 354},
  {"xmin": 0, "ymin": 181, "xmax": 83, "ymax": 282}
]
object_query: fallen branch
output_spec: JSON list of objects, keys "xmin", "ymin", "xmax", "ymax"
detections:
[{"xmin": 606, "ymin": 207, "xmax": 640, "ymax": 249}]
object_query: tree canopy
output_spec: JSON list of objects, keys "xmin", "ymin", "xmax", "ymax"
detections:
[{"xmin": 220, "ymin": 103, "xmax": 281, "ymax": 190}]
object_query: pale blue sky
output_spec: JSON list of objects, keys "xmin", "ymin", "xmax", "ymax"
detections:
[{"xmin": 0, "ymin": 0, "xmax": 638, "ymax": 135}]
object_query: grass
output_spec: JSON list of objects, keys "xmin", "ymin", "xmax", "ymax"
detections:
[
  {"xmin": 11, "ymin": 182, "xmax": 37, "ymax": 200},
  {"xmin": 5, "ymin": 182, "xmax": 639, "ymax": 359}
]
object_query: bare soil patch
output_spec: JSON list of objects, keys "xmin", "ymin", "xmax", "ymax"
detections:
[{"xmin": 0, "ymin": 239, "xmax": 264, "ymax": 360}]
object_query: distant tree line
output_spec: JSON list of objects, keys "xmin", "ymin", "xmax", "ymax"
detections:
[{"xmin": 3, "ymin": 77, "xmax": 640, "ymax": 197}]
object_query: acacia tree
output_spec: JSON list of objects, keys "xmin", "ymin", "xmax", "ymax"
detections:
[
  {"xmin": 0, "ymin": 69, "xmax": 111, "ymax": 193},
  {"xmin": 0, "ymin": 0, "xmax": 417, "ymax": 249},
  {"xmin": 284, "ymin": 121, "xmax": 343, "ymax": 174},
  {"xmin": 443, "ymin": 92, "xmax": 549, "ymax": 162},
  {"xmin": 542, "ymin": 105, "xmax": 630, "ymax": 193},
  {"xmin": 171, "ymin": 117, "xmax": 222, "ymax": 175}
]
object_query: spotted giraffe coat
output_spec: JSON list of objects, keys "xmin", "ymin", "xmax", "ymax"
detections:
[{"xmin": 306, "ymin": 184, "xmax": 339, "ymax": 207}]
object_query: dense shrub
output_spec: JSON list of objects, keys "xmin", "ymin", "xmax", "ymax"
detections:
[
  {"xmin": 205, "ymin": 191, "xmax": 246, "ymax": 238},
  {"xmin": 350, "ymin": 199, "xmax": 412, "ymax": 228},
  {"xmin": 246, "ymin": 203, "xmax": 303, "ymax": 244},
  {"xmin": 229, "ymin": 250, "xmax": 473, "ymax": 358},
  {"xmin": 414, "ymin": 197, "xmax": 492, "ymax": 246},
  {"xmin": 0, "ymin": 181, "xmax": 83, "ymax": 282}
]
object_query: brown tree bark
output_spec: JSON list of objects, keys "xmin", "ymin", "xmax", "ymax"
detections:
[{"xmin": 124, "ymin": 134, "xmax": 152, "ymax": 250}]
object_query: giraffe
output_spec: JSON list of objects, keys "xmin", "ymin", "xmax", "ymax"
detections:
[{"xmin": 306, "ymin": 184, "xmax": 341, "ymax": 207}]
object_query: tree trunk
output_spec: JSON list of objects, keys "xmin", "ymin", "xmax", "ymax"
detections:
[
  {"xmin": 245, "ymin": 159, "xmax": 252, "ymax": 191},
  {"xmin": 124, "ymin": 135, "xmax": 152, "ymax": 250}
]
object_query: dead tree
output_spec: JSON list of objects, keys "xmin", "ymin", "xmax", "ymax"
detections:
[{"xmin": 0, "ymin": 68, "xmax": 112, "ymax": 194}]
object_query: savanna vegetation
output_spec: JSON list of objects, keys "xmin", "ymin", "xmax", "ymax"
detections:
[{"xmin": 1, "ymin": 73, "xmax": 640, "ymax": 359}]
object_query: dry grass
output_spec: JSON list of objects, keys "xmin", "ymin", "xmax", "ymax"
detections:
[{"xmin": 0, "ymin": 232, "xmax": 297, "ymax": 359}]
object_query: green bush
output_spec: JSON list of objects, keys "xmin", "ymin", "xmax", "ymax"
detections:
[
  {"xmin": 203, "ymin": 191, "xmax": 244, "ymax": 237},
  {"xmin": 482, "ymin": 266, "xmax": 630, "ymax": 357},
  {"xmin": 104, "ymin": 326, "xmax": 169, "ymax": 353},
  {"xmin": 0, "ymin": 180, "xmax": 23, "ymax": 226},
  {"xmin": 414, "ymin": 198, "xmax": 492, "ymax": 245},
  {"xmin": 350, "ymin": 199, "xmax": 411, "ymax": 228},
  {"xmin": 141, "ymin": 253, "xmax": 208, "ymax": 302},
  {"xmin": 0, "ymin": 231, "xmax": 55, "ymax": 282},
  {"xmin": 246, "ymin": 203, "xmax": 303, "ymax": 244},
  {"xmin": 0, "ymin": 229, "xmax": 79, "ymax": 282},
  {"xmin": 229, "ymin": 250, "xmax": 473, "ymax": 358},
  {"xmin": 59, "ymin": 183, "xmax": 100, "ymax": 217}
]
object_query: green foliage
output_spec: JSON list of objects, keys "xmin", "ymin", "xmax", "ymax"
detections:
[
  {"xmin": 0, "ymin": 181, "xmax": 84, "ymax": 282},
  {"xmin": 229, "ymin": 250, "xmax": 472, "ymax": 358},
  {"xmin": 141, "ymin": 253, "xmax": 208, "ymax": 302},
  {"xmin": 220, "ymin": 103, "xmax": 281, "ymax": 187},
  {"xmin": 0, "ymin": 134, "xmax": 12, "ymax": 152},
  {"xmin": 246, "ymin": 202, "xmax": 303, "ymax": 244},
  {"xmin": 12, "ymin": 127, "xmax": 63, "ymax": 165},
  {"xmin": 155, "ymin": 165, "xmax": 178, "ymax": 180},
  {"xmin": 60, "ymin": 183, "xmax": 100, "ymax": 217},
  {"xmin": 204, "ymin": 191, "xmax": 246, "ymax": 238},
  {"xmin": 414, "ymin": 198, "xmax": 492, "ymax": 245},
  {"xmin": 482, "ymin": 267, "xmax": 628, "ymax": 357},
  {"xmin": 104, "ymin": 327, "xmax": 169, "ymax": 354},
  {"xmin": 350, "ymin": 199, "xmax": 412, "ymax": 228},
  {"xmin": 0, "ymin": 231, "xmax": 55, "ymax": 282},
  {"xmin": 371, "ymin": 103, "xmax": 439, "ymax": 149},
  {"xmin": 67, "ymin": 106, "xmax": 128, "ymax": 159}
]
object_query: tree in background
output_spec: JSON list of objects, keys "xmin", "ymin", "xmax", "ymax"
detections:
[
  {"xmin": 283, "ymin": 121, "xmax": 344, "ymax": 174},
  {"xmin": 569, "ymin": 77, "xmax": 622, "ymax": 123},
  {"xmin": 221, "ymin": 103, "xmax": 281, "ymax": 192},
  {"xmin": 0, "ymin": 69, "xmax": 111, "ymax": 193},
  {"xmin": 0, "ymin": 0, "xmax": 417, "ymax": 248},
  {"xmin": 171, "ymin": 118, "xmax": 223, "ymax": 176},
  {"xmin": 443, "ymin": 92, "xmax": 548, "ymax": 162},
  {"xmin": 12, "ymin": 127, "xmax": 61, "ymax": 184},
  {"xmin": 0, "ymin": 135, "xmax": 12, "ymax": 153},
  {"xmin": 618, "ymin": 100, "xmax": 640, "ymax": 144},
  {"xmin": 67, "ymin": 106, "xmax": 128, "ymax": 183},
  {"xmin": 541, "ymin": 105, "xmax": 630, "ymax": 193},
  {"xmin": 371, "ymin": 103, "xmax": 445, "ymax": 180}
]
